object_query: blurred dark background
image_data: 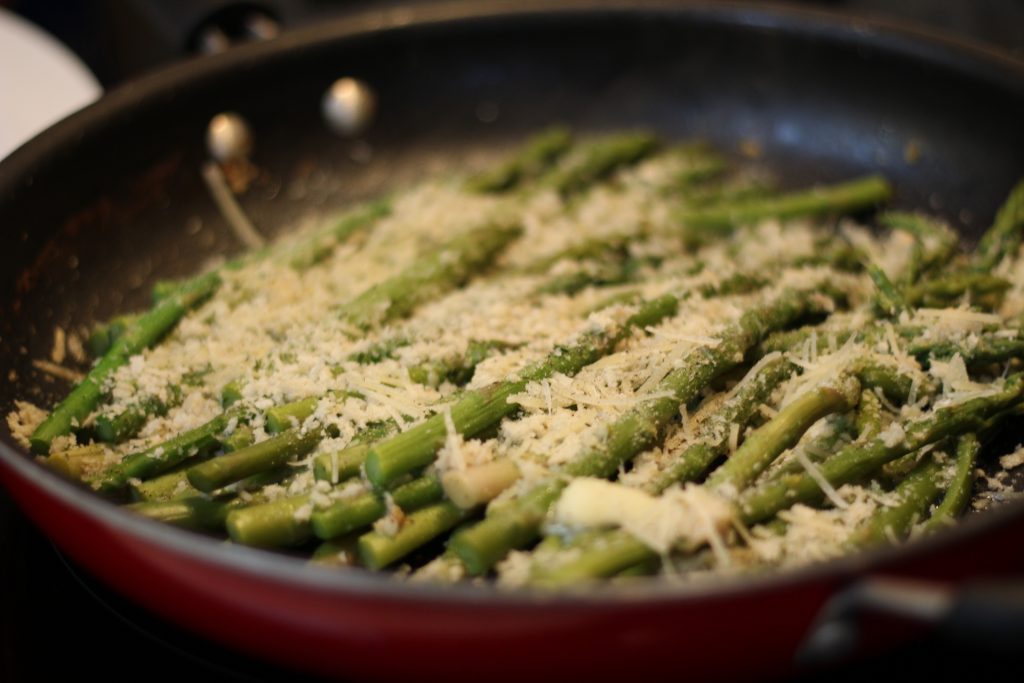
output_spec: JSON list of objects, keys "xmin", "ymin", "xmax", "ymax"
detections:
[
  {"xmin": 4, "ymin": 0, "xmax": 1024, "ymax": 87},
  {"xmin": 1, "ymin": 1, "xmax": 1022, "ymax": 682}
]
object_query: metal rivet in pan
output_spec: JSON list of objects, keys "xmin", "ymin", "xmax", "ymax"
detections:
[
  {"xmin": 206, "ymin": 112, "xmax": 253, "ymax": 162},
  {"xmin": 323, "ymin": 78, "xmax": 376, "ymax": 136}
]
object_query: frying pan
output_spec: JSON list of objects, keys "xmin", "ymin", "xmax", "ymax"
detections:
[{"xmin": 2, "ymin": 1, "xmax": 1024, "ymax": 680}]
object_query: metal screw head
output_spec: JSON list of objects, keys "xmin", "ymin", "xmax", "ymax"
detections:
[
  {"xmin": 322, "ymin": 78, "xmax": 376, "ymax": 136},
  {"xmin": 206, "ymin": 112, "xmax": 253, "ymax": 162}
]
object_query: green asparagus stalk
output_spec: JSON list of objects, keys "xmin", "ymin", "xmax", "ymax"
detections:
[
  {"xmin": 678, "ymin": 175, "xmax": 892, "ymax": 245},
  {"xmin": 86, "ymin": 313, "xmax": 141, "ymax": 357},
  {"xmin": 358, "ymin": 501, "xmax": 474, "ymax": 570},
  {"xmin": 737, "ymin": 373, "xmax": 1024, "ymax": 525},
  {"xmin": 467, "ymin": 126, "xmax": 573, "ymax": 193},
  {"xmin": 92, "ymin": 403, "xmax": 243, "ymax": 494},
  {"xmin": 312, "ymin": 420, "xmax": 401, "ymax": 483},
  {"xmin": 847, "ymin": 456, "xmax": 945, "ymax": 547},
  {"xmin": 130, "ymin": 462, "xmax": 289, "ymax": 502},
  {"xmin": 522, "ymin": 356, "xmax": 799, "ymax": 583},
  {"xmin": 311, "ymin": 475, "xmax": 444, "ymax": 540},
  {"xmin": 407, "ymin": 340, "xmax": 518, "ymax": 388},
  {"xmin": 865, "ymin": 263, "xmax": 909, "ymax": 318},
  {"xmin": 666, "ymin": 141, "xmax": 728, "ymax": 190},
  {"xmin": 285, "ymin": 198, "xmax": 391, "ymax": 270},
  {"xmin": 450, "ymin": 285, "xmax": 839, "ymax": 575},
  {"xmin": 94, "ymin": 385, "xmax": 183, "ymax": 443},
  {"xmin": 263, "ymin": 390, "xmax": 363, "ymax": 434},
  {"xmin": 336, "ymin": 221, "xmax": 522, "ymax": 332},
  {"xmin": 363, "ymin": 294, "xmax": 680, "ymax": 489},
  {"xmin": 529, "ymin": 528, "xmax": 653, "ymax": 586},
  {"xmin": 222, "ymin": 424, "xmax": 254, "ymax": 452},
  {"xmin": 225, "ymin": 494, "xmax": 313, "ymax": 547},
  {"xmin": 31, "ymin": 272, "xmax": 221, "ymax": 455},
  {"xmin": 129, "ymin": 469, "xmax": 196, "ymax": 502},
  {"xmin": 904, "ymin": 272, "xmax": 1010, "ymax": 310},
  {"xmin": 877, "ymin": 211, "xmax": 958, "ymax": 281},
  {"xmin": 854, "ymin": 389, "xmax": 885, "ymax": 441},
  {"xmin": 757, "ymin": 413, "xmax": 860, "ymax": 482},
  {"xmin": 973, "ymin": 179, "xmax": 1024, "ymax": 271},
  {"xmin": 644, "ymin": 354, "xmax": 798, "ymax": 494},
  {"xmin": 221, "ymin": 379, "xmax": 245, "ymax": 407},
  {"xmin": 346, "ymin": 336, "xmax": 411, "ymax": 364},
  {"xmin": 42, "ymin": 443, "xmax": 110, "ymax": 481},
  {"xmin": 187, "ymin": 425, "xmax": 327, "ymax": 492},
  {"xmin": 923, "ymin": 433, "xmax": 979, "ymax": 532},
  {"xmin": 128, "ymin": 495, "xmax": 237, "ymax": 531},
  {"xmin": 705, "ymin": 379, "xmax": 860, "ymax": 492},
  {"xmin": 551, "ymin": 132, "xmax": 660, "ymax": 198},
  {"xmin": 758, "ymin": 321, "xmax": 1024, "ymax": 370},
  {"xmin": 310, "ymin": 539, "xmax": 360, "ymax": 567}
]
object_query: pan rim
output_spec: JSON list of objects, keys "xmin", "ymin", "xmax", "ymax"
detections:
[{"xmin": 2, "ymin": 0, "xmax": 1024, "ymax": 608}]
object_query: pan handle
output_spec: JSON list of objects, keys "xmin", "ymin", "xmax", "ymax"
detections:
[{"xmin": 796, "ymin": 576, "xmax": 1024, "ymax": 664}]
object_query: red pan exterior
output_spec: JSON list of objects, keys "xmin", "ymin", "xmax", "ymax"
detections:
[
  {"xmin": 2, "ymin": 3, "xmax": 1024, "ymax": 681},
  {"xmin": 5, "ymin": 449, "xmax": 1024, "ymax": 682}
]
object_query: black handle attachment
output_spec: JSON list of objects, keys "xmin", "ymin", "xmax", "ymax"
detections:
[{"xmin": 797, "ymin": 577, "xmax": 1024, "ymax": 665}]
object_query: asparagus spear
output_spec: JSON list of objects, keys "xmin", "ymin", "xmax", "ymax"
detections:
[
  {"xmin": 347, "ymin": 336, "xmax": 411, "ymax": 364},
  {"xmin": 358, "ymin": 501, "xmax": 474, "ymax": 570},
  {"xmin": 973, "ymin": 179, "xmax": 1024, "ymax": 271},
  {"xmin": 737, "ymin": 373, "xmax": 1024, "ymax": 524},
  {"xmin": 42, "ymin": 444, "xmax": 110, "ymax": 481},
  {"xmin": 363, "ymin": 294, "xmax": 680, "ymax": 489},
  {"xmin": 643, "ymin": 354, "xmax": 798, "ymax": 494},
  {"xmin": 285, "ymin": 198, "xmax": 391, "ymax": 270},
  {"xmin": 704, "ymin": 378, "xmax": 860, "ymax": 492},
  {"xmin": 551, "ymin": 132, "xmax": 660, "ymax": 198},
  {"xmin": 227, "ymin": 474, "xmax": 445, "ymax": 549},
  {"xmin": 678, "ymin": 175, "xmax": 892, "ymax": 246},
  {"xmin": 877, "ymin": 211, "xmax": 958, "ymax": 282},
  {"xmin": 150, "ymin": 199, "xmax": 390, "ymax": 304},
  {"xmin": 311, "ymin": 475, "xmax": 444, "ymax": 540},
  {"xmin": 531, "ymin": 386, "xmax": 1009, "ymax": 586},
  {"xmin": 847, "ymin": 455, "xmax": 945, "ymax": 547},
  {"xmin": 407, "ymin": 340, "xmax": 518, "ymax": 388},
  {"xmin": 263, "ymin": 390, "xmax": 363, "ymax": 434},
  {"xmin": 904, "ymin": 272, "xmax": 1010, "ymax": 310},
  {"xmin": 310, "ymin": 539, "xmax": 360, "ymax": 567},
  {"xmin": 220, "ymin": 379, "xmax": 245, "ymax": 407},
  {"xmin": 528, "ymin": 374, "xmax": 859, "ymax": 584},
  {"xmin": 130, "ymin": 221, "xmax": 520, "ymax": 492},
  {"xmin": 95, "ymin": 366, "xmax": 210, "ymax": 443},
  {"xmin": 31, "ymin": 272, "xmax": 221, "ymax": 455},
  {"xmin": 187, "ymin": 425, "xmax": 327, "ymax": 493},
  {"xmin": 225, "ymin": 494, "xmax": 313, "ymax": 547},
  {"xmin": 222, "ymin": 423, "xmax": 255, "ymax": 452},
  {"xmin": 449, "ymin": 285, "xmax": 839, "ymax": 575},
  {"xmin": 311, "ymin": 420, "xmax": 400, "ymax": 483},
  {"xmin": 86, "ymin": 313, "xmax": 141, "ymax": 357},
  {"xmin": 865, "ymin": 263, "xmax": 909, "ymax": 318},
  {"xmin": 466, "ymin": 126, "xmax": 573, "ymax": 193},
  {"xmin": 92, "ymin": 404, "xmax": 245, "ymax": 494},
  {"xmin": 336, "ymin": 220, "xmax": 522, "ymax": 332},
  {"xmin": 128, "ymin": 495, "xmax": 236, "ymax": 531},
  {"xmin": 923, "ymin": 433, "xmax": 979, "ymax": 533}
]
